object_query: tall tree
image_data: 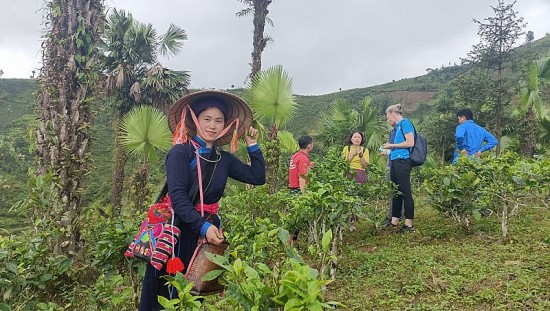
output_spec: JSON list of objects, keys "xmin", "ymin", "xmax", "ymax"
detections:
[
  {"xmin": 236, "ymin": 0, "xmax": 274, "ymax": 79},
  {"xmin": 465, "ymin": 0, "xmax": 526, "ymax": 153},
  {"xmin": 36, "ymin": 0, "xmax": 104, "ymax": 255},
  {"xmin": 100, "ymin": 10, "xmax": 189, "ymax": 214},
  {"xmin": 247, "ymin": 65, "xmax": 297, "ymax": 193}
]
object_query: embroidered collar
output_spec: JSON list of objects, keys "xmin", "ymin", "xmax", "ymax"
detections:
[{"xmin": 192, "ymin": 136, "xmax": 213, "ymax": 154}]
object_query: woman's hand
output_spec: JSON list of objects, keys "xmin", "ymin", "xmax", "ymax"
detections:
[
  {"xmin": 245, "ymin": 126, "xmax": 259, "ymax": 145},
  {"xmin": 382, "ymin": 143, "xmax": 392, "ymax": 149},
  {"xmin": 205, "ymin": 225, "xmax": 224, "ymax": 245}
]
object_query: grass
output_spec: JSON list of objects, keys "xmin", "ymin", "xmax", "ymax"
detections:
[{"xmin": 326, "ymin": 203, "xmax": 550, "ymax": 310}]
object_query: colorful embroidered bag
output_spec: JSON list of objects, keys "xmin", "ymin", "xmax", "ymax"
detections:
[{"xmin": 124, "ymin": 189, "xmax": 181, "ymax": 271}]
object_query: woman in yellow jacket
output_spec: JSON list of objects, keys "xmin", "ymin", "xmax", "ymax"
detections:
[{"xmin": 342, "ymin": 131, "xmax": 369, "ymax": 184}]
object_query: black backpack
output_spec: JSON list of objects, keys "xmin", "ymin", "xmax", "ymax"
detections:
[{"xmin": 400, "ymin": 123, "xmax": 427, "ymax": 167}]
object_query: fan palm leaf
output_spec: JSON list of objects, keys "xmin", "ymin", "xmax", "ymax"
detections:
[
  {"xmin": 278, "ymin": 130, "xmax": 298, "ymax": 153},
  {"xmin": 248, "ymin": 65, "xmax": 297, "ymax": 130},
  {"xmin": 359, "ymin": 96, "xmax": 387, "ymax": 149},
  {"xmin": 331, "ymin": 98, "xmax": 357, "ymax": 123},
  {"xmin": 120, "ymin": 105, "xmax": 172, "ymax": 163}
]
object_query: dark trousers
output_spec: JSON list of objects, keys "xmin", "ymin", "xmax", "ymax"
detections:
[
  {"xmin": 390, "ymin": 159, "xmax": 414, "ymax": 219},
  {"xmin": 386, "ymin": 167, "xmax": 404, "ymax": 219}
]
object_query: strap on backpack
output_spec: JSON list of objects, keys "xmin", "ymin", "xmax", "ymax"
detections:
[{"xmin": 399, "ymin": 121, "xmax": 417, "ymax": 153}]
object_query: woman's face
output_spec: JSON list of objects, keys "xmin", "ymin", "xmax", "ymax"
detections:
[
  {"xmin": 197, "ymin": 107, "xmax": 225, "ymax": 145},
  {"xmin": 386, "ymin": 111, "xmax": 397, "ymax": 126},
  {"xmin": 351, "ymin": 132, "xmax": 362, "ymax": 146}
]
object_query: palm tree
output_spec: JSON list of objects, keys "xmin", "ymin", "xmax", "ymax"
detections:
[
  {"xmin": 100, "ymin": 9, "xmax": 189, "ymax": 214},
  {"xmin": 120, "ymin": 105, "xmax": 172, "ymax": 211},
  {"xmin": 518, "ymin": 57, "xmax": 550, "ymax": 156},
  {"xmin": 247, "ymin": 65, "xmax": 297, "ymax": 193},
  {"xmin": 35, "ymin": 0, "xmax": 104, "ymax": 255},
  {"xmin": 142, "ymin": 64, "xmax": 190, "ymax": 114},
  {"xmin": 314, "ymin": 99, "xmax": 357, "ymax": 149},
  {"xmin": 236, "ymin": 0, "xmax": 274, "ymax": 78},
  {"xmin": 314, "ymin": 96, "xmax": 387, "ymax": 169},
  {"xmin": 316, "ymin": 96, "xmax": 386, "ymax": 149},
  {"xmin": 357, "ymin": 97, "xmax": 387, "ymax": 150}
]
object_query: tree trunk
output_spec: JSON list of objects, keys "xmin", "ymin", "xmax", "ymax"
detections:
[
  {"xmin": 250, "ymin": 0, "xmax": 271, "ymax": 78},
  {"xmin": 520, "ymin": 107, "xmax": 537, "ymax": 157},
  {"xmin": 264, "ymin": 135, "xmax": 280, "ymax": 194},
  {"xmin": 130, "ymin": 165, "xmax": 150, "ymax": 212},
  {"xmin": 112, "ymin": 114, "xmax": 128, "ymax": 216},
  {"xmin": 36, "ymin": 0, "xmax": 104, "ymax": 256},
  {"xmin": 495, "ymin": 66, "xmax": 503, "ymax": 155},
  {"xmin": 501, "ymin": 204, "xmax": 508, "ymax": 243}
]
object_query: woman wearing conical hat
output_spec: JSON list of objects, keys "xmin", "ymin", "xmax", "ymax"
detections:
[{"xmin": 139, "ymin": 90, "xmax": 265, "ymax": 310}]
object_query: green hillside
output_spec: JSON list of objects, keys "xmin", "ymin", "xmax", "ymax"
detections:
[
  {"xmin": 285, "ymin": 34, "xmax": 550, "ymax": 134},
  {"xmin": 0, "ymin": 78, "xmax": 36, "ymax": 134},
  {"xmin": 1, "ymin": 34, "xmax": 549, "ymax": 214}
]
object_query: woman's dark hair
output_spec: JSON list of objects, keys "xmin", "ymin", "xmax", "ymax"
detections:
[{"xmin": 347, "ymin": 131, "xmax": 365, "ymax": 145}]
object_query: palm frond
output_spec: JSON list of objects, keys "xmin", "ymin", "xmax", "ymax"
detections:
[
  {"xmin": 540, "ymin": 117, "xmax": 550, "ymax": 143},
  {"xmin": 159, "ymin": 24, "xmax": 187, "ymax": 58},
  {"xmin": 248, "ymin": 65, "xmax": 297, "ymax": 128},
  {"xmin": 236, "ymin": 8, "xmax": 253, "ymax": 18},
  {"xmin": 129, "ymin": 81, "xmax": 141, "ymax": 102},
  {"xmin": 143, "ymin": 64, "xmax": 190, "ymax": 108},
  {"xmin": 278, "ymin": 130, "xmax": 298, "ymax": 153},
  {"xmin": 120, "ymin": 105, "xmax": 172, "ymax": 163},
  {"xmin": 331, "ymin": 99, "xmax": 355, "ymax": 122},
  {"xmin": 358, "ymin": 96, "xmax": 386, "ymax": 148}
]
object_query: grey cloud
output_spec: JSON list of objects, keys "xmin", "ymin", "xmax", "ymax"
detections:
[{"xmin": 1, "ymin": 0, "xmax": 549, "ymax": 95}]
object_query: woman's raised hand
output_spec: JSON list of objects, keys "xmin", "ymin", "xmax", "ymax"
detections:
[{"xmin": 245, "ymin": 126, "xmax": 259, "ymax": 145}]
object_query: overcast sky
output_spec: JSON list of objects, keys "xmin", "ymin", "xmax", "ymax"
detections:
[{"xmin": 1, "ymin": 0, "xmax": 549, "ymax": 95}]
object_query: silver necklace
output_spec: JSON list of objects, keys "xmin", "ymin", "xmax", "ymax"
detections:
[{"xmin": 195, "ymin": 149, "xmax": 222, "ymax": 163}]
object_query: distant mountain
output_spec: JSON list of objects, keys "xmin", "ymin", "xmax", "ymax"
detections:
[
  {"xmin": 284, "ymin": 34, "xmax": 550, "ymax": 134},
  {"xmin": 1, "ymin": 35, "xmax": 549, "ymax": 137}
]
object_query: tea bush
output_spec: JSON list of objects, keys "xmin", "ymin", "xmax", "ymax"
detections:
[{"xmin": 424, "ymin": 152, "xmax": 550, "ymax": 240}]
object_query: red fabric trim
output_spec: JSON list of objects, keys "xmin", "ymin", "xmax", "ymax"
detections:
[{"xmin": 195, "ymin": 202, "xmax": 219, "ymax": 214}]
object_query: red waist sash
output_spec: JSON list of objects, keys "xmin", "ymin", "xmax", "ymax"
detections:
[
  {"xmin": 165, "ymin": 196, "xmax": 219, "ymax": 215},
  {"xmin": 195, "ymin": 202, "xmax": 219, "ymax": 215}
]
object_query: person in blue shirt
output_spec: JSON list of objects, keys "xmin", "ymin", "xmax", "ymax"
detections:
[
  {"xmin": 382, "ymin": 104, "xmax": 416, "ymax": 233},
  {"xmin": 452, "ymin": 108, "xmax": 498, "ymax": 164},
  {"xmin": 379, "ymin": 121, "xmax": 403, "ymax": 228}
]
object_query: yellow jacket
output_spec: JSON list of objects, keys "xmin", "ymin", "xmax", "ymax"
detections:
[{"xmin": 342, "ymin": 146, "xmax": 369, "ymax": 170}]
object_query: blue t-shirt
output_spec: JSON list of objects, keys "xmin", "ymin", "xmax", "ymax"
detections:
[
  {"xmin": 452, "ymin": 120, "xmax": 498, "ymax": 164},
  {"xmin": 390, "ymin": 118, "xmax": 415, "ymax": 161}
]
